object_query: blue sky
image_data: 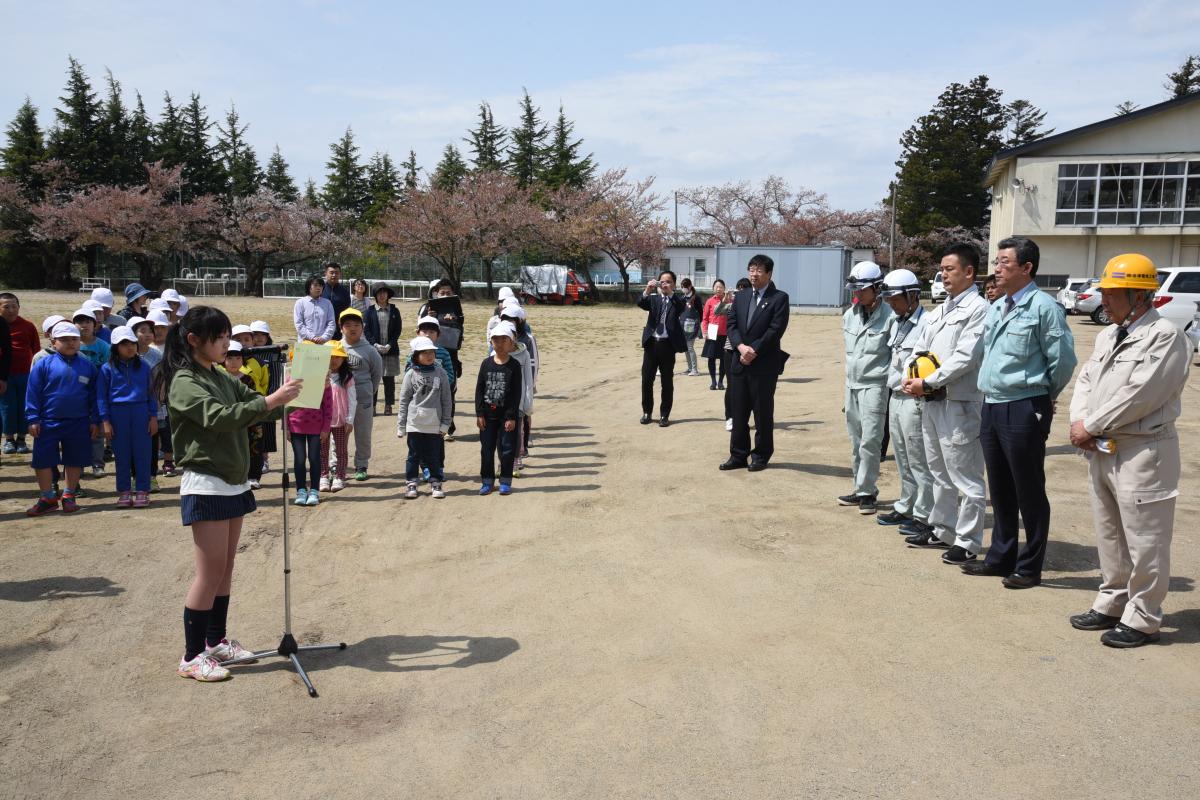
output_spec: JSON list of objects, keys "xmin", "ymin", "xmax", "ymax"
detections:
[{"xmin": 1, "ymin": 0, "xmax": 1197, "ymax": 212}]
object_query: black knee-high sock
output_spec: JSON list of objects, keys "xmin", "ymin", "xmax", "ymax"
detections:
[
  {"xmin": 205, "ymin": 595, "xmax": 230, "ymax": 647},
  {"xmin": 708, "ymin": 358, "xmax": 717, "ymax": 381},
  {"xmin": 184, "ymin": 606, "xmax": 211, "ymax": 661}
]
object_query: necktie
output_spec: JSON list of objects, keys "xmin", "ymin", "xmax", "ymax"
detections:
[
  {"xmin": 1114, "ymin": 326, "xmax": 1129, "ymax": 346},
  {"xmin": 748, "ymin": 290, "xmax": 761, "ymax": 324},
  {"xmin": 656, "ymin": 296, "xmax": 668, "ymax": 336},
  {"xmin": 1004, "ymin": 296, "xmax": 1015, "ymax": 316}
]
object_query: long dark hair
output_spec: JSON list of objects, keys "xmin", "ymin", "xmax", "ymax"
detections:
[
  {"xmin": 333, "ymin": 354, "xmax": 353, "ymax": 385},
  {"xmin": 108, "ymin": 339, "xmax": 141, "ymax": 370},
  {"xmin": 152, "ymin": 306, "xmax": 232, "ymax": 401}
]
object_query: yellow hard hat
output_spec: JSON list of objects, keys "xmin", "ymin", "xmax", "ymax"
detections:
[
  {"xmin": 1097, "ymin": 254, "xmax": 1159, "ymax": 291},
  {"xmin": 326, "ymin": 339, "xmax": 348, "ymax": 359},
  {"xmin": 907, "ymin": 351, "xmax": 941, "ymax": 381}
]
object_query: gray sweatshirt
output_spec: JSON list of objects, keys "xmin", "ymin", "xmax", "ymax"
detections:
[
  {"xmin": 344, "ymin": 337, "xmax": 383, "ymax": 408},
  {"xmin": 396, "ymin": 363, "xmax": 454, "ymax": 434}
]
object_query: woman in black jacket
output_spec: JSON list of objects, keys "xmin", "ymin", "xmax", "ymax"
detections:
[{"xmin": 365, "ymin": 283, "xmax": 403, "ymax": 415}]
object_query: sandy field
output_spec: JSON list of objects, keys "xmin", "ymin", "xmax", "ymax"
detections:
[{"xmin": 1, "ymin": 290, "xmax": 1198, "ymax": 800}]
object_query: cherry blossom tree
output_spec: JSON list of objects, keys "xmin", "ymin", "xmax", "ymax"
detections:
[
  {"xmin": 458, "ymin": 171, "xmax": 546, "ymax": 293},
  {"xmin": 578, "ymin": 169, "xmax": 668, "ymax": 299}
]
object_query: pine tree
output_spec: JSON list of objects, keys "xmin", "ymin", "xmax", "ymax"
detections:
[
  {"xmin": 303, "ymin": 178, "xmax": 320, "ymax": 205},
  {"xmin": 1165, "ymin": 55, "xmax": 1200, "ymax": 99},
  {"xmin": 264, "ymin": 145, "xmax": 299, "ymax": 201},
  {"xmin": 180, "ymin": 93, "xmax": 226, "ymax": 199},
  {"xmin": 432, "ymin": 144, "xmax": 467, "ymax": 192},
  {"xmin": 322, "ymin": 127, "xmax": 369, "ymax": 217},
  {"xmin": 894, "ymin": 75, "xmax": 1007, "ymax": 236},
  {"xmin": 217, "ymin": 105, "xmax": 262, "ymax": 198},
  {"xmin": 507, "ymin": 89, "xmax": 548, "ymax": 189},
  {"xmin": 127, "ymin": 92, "xmax": 156, "ymax": 176},
  {"xmin": 1114, "ymin": 101, "xmax": 1139, "ymax": 116},
  {"xmin": 96, "ymin": 70, "xmax": 137, "ymax": 186},
  {"xmin": 47, "ymin": 56, "xmax": 103, "ymax": 186},
  {"xmin": 364, "ymin": 151, "xmax": 401, "ymax": 225},
  {"xmin": 1004, "ymin": 99, "xmax": 1054, "ymax": 148},
  {"xmin": 465, "ymin": 101, "xmax": 506, "ymax": 172},
  {"xmin": 540, "ymin": 105, "xmax": 595, "ymax": 189},
  {"xmin": 155, "ymin": 92, "xmax": 188, "ymax": 169},
  {"xmin": 1, "ymin": 98, "xmax": 48, "ymax": 199},
  {"xmin": 401, "ymin": 149, "xmax": 421, "ymax": 191}
]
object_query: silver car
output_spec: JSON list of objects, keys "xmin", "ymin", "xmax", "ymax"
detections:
[
  {"xmin": 1073, "ymin": 279, "xmax": 1109, "ymax": 324},
  {"xmin": 1056, "ymin": 278, "xmax": 1090, "ymax": 313}
]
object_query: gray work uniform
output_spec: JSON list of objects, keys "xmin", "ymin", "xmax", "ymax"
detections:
[
  {"xmin": 886, "ymin": 304, "xmax": 932, "ymax": 523},
  {"xmin": 344, "ymin": 338, "xmax": 383, "ymax": 471},
  {"xmin": 910, "ymin": 286, "xmax": 988, "ymax": 552},
  {"xmin": 1069, "ymin": 308, "xmax": 1190, "ymax": 633},
  {"xmin": 842, "ymin": 301, "xmax": 895, "ymax": 497}
]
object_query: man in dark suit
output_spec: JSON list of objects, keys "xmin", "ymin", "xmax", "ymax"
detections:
[
  {"xmin": 321, "ymin": 262, "xmax": 351, "ymax": 340},
  {"xmin": 721, "ymin": 254, "xmax": 790, "ymax": 471},
  {"xmin": 637, "ymin": 270, "xmax": 686, "ymax": 427}
]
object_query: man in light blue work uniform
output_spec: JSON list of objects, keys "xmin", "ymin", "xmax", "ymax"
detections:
[
  {"xmin": 962, "ymin": 236, "xmax": 1077, "ymax": 588},
  {"xmin": 838, "ymin": 261, "xmax": 895, "ymax": 515}
]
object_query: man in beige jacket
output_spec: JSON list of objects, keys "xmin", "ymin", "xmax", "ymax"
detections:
[{"xmin": 1068, "ymin": 254, "xmax": 1191, "ymax": 648}]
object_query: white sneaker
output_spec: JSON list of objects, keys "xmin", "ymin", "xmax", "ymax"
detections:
[
  {"xmin": 331, "ymin": 477, "xmax": 346, "ymax": 492},
  {"xmin": 318, "ymin": 475, "xmax": 331, "ymax": 492},
  {"xmin": 177, "ymin": 653, "xmax": 230, "ymax": 682},
  {"xmin": 205, "ymin": 638, "xmax": 257, "ymax": 664},
  {"xmin": 405, "ymin": 482, "xmax": 419, "ymax": 499},
  {"xmin": 725, "ymin": 418, "xmax": 733, "ymax": 431},
  {"xmin": 91, "ymin": 466, "xmax": 105, "ymax": 478},
  {"xmin": 249, "ymin": 479, "xmax": 261, "ymax": 490},
  {"xmin": 431, "ymin": 482, "xmax": 445, "ymax": 499}
]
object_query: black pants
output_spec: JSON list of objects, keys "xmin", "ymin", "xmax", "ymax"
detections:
[
  {"xmin": 641, "ymin": 339, "xmax": 676, "ymax": 417},
  {"xmin": 728, "ymin": 369, "xmax": 778, "ymax": 464},
  {"xmin": 479, "ymin": 415, "xmax": 517, "ymax": 481},
  {"xmin": 291, "ymin": 432, "xmax": 321, "ymax": 490},
  {"xmin": 382, "ymin": 376, "xmax": 396, "ymax": 407},
  {"xmin": 406, "ymin": 432, "xmax": 444, "ymax": 482},
  {"xmin": 980, "ymin": 395, "xmax": 1053, "ymax": 577},
  {"xmin": 708, "ymin": 354, "xmax": 727, "ymax": 385},
  {"xmin": 247, "ymin": 424, "xmax": 263, "ymax": 481},
  {"xmin": 721, "ymin": 351, "xmax": 733, "ymax": 419}
]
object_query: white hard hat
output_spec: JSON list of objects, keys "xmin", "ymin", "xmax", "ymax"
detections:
[
  {"xmin": 110, "ymin": 325, "xmax": 137, "ymax": 346},
  {"xmin": 250, "ymin": 320, "xmax": 271, "ymax": 334},
  {"xmin": 90, "ymin": 287, "xmax": 115, "ymax": 308},
  {"xmin": 847, "ymin": 261, "xmax": 884, "ymax": 290},
  {"xmin": 231, "ymin": 324, "xmax": 253, "ymax": 337},
  {"xmin": 881, "ymin": 268, "xmax": 921, "ymax": 297},
  {"xmin": 410, "ymin": 336, "xmax": 437, "ymax": 352}
]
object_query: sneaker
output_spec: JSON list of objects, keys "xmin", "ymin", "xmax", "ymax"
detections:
[
  {"xmin": 161, "ymin": 460, "xmax": 177, "ymax": 477},
  {"xmin": 479, "ymin": 481, "xmax": 494, "ymax": 496},
  {"xmin": 150, "ymin": 477, "xmax": 161, "ymax": 493},
  {"xmin": 205, "ymin": 638, "xmax": 257, "ymax": 664},
  {"xmin": 294, "ymin": 488, "xmax": 309, "ymax": 506},
  {"xmin": 306, "ymin": 490, "xmax": 320, "ymax": 506},
  {"xmin": 905, "ymin": 530, "xmax": 948, "ymax": 548},
  {"xmin": 725, "ymin": 418, "xmax": 733, "ymax": 432},
  {"xmin": 26, "ymin": 496, "xmax": 59, "ymax": 517},
  {"xmin": 104, "ymin": 445, "xmax": 115, "ymax": 463},
  {"xmin": 898, "ymin": 519, "xmax": 931, "ymax": 536},
  {"xmin": 514, "ymin": 457, "xmax": 524, "ymax": 477},
  {"xmin": 1069, "ymin": 609, "xmax": 1121, "ymax": 631},
  {"xmin": 498, "ymin": 482, "xmax": 512, "ymax": 496},
  {"xmin": 91, "ymin": 465, "xmax": 105, "ymax": 478},
  {"xmin": 710, "ymin": 381, "xmax": 718, "ymax": 390},
  {"xmin": 405, "ymin": 482, "xmax": 419, "ymax": 499},
  {"xmin": 249, "ymin": 479, "xmax": 261, "ymax": 490},
  {"xmin": 319, "ymin": 475, "xmax": 331, "ymax": 492},
  {"xmin": 877, "ymin": 510, "xmax": 909, "ymax": 526},
  {"xmin": 431, "ymin": 482, "xmax": 445, "ymax": 499},
  {"xmin": 133, "ymin": 491, "xmax": 150, "ymax": 508},
  {"xmin": 444, "ymin": 433, "xmax": 455, "ymax": 443},
  {"xmin": 60, "ymin": 492, "xmax": 79, "ymax": 513},
  {"xmin": 1100, "ymin": 623, "xmax": 1160, "ymax": 648},
  {"xmin": 354, "ymin": 469, "xmax": 368, "ymax": 481},
  {"xmin": 177, "ymin": 653, "xmax": 231, "ymax": 682},
  {"xmin": 261, "ymin": 456, "xmax": 270, "ymax": 473},
  {"xmin": 71, "ymin": 485, "xmax": 88, "ymax": 499},
  {"xmin": 384, "ymin": 405, "xmax": 393, "ymax": 416},
  {"xmin": 837, "ymin": 493, "xmax": 862, "ymax": 506},
  {"xmin": 858, "ymin": 496, "xmax": 877, "ymax": 515},
  {"xmin": 941, "ymin": 545, "xmax": 976, "ymax": 565},
  {"xmin": 331, "ymin": 477, "xmax": 346, "ymax": 492},
  {"xmin": 1, "ymin": 440, "xmax": 15, "ymax": 455},
  {"xmin": 717, "ymin": 382, "xmax": 724, "ymax": 390},
  {"xmin": 116, "ymin": 491, "xmax": 133, "ymax": 508}
]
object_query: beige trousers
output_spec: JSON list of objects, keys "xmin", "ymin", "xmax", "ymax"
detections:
[{"xmin": 1087, "ymin": 437, "xmax": 1180, "ymax": 633}]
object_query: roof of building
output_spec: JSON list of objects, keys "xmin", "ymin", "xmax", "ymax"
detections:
[{"xmin": 983, "ymin": 91, "xmax": 1200, "ymax": 188}]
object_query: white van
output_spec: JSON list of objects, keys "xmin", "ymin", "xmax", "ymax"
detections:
[{"xmin": 1153, "ymin": 267, "xmax": 1200, "ymax": 350}]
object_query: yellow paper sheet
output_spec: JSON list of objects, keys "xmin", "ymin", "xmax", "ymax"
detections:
[{"xmin": 289, "ymin": 342, "xmax": 331, "ymax": 409}]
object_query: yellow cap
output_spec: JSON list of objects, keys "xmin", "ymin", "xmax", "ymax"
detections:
[
  {"xmin": 338, "ymin": 307, "xmax": 364, "ymax": 323},
  {"xmin": 326, "ymin": 339, "xmax": 348, "ymax": 359},
  {"xmin": 907, "ymin": 352, "xmax": 941, "ymax": 380},
  {"xmin": 1097, "ymin": 254, "xmax": 1159, "ymax": 290}
]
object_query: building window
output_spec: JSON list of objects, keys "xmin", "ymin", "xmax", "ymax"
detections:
[
  {"xmin": 659, "ymin": 258, "xmax": 671, "ymax": 270},
  {"xmin": 694, "ymin": 258, "xmax": 707, "ymax": 272},
  {"xmin": 1055, "ymin": 160, "xmax": 1200, "ymax": 227}
]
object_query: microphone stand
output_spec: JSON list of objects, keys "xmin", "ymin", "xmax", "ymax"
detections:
[{"xmin": 222, "ymin": 344, "xmax": 346, "ymax": 697}]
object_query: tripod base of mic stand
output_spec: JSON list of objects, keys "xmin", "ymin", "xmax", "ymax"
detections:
[{"xmin": 223, "ymin": 634, "xmax": 347, "ymax": 698}]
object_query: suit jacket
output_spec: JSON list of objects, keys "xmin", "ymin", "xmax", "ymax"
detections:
[
  {"xmin": 727, "ymin": 282, "xmax": 790, "ymax": 375},
  {"xmin": 638, "ymin": 291, "xmax": 687, "ymax": 352}
]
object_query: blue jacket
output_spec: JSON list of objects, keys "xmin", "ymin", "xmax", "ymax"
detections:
[
  {"xmin": 98, "ymin": 357, "xmax": 159, "ymax": 421},
  {"xmin": 978, "ymin": 285, "xmax": 1077, "ymax": 403},
  {"xmin": 25, "ymin": 351, "xmax": 100, "ymax": 424},
  {"xmin": 80, "ymin": 338, "xmax": 110, "ymax": 367}
]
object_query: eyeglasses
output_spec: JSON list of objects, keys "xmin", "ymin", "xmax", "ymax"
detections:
[{"xmin": 747, "ymin": 266, "xmax": 768, "ymax": 274}]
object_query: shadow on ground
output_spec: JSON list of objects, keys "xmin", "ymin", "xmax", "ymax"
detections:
[
  {"xmin": 234, "ymin": 634, "xmax": 520, "ymax": 675},
  {"xmin": 0, "ymin": 576, "xmax": 125, "ymax": 602}
]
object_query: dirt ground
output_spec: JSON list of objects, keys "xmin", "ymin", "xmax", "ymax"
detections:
[{"xmin": 1, "ymin": 290, "xmax": 1198, "ymax": 800}]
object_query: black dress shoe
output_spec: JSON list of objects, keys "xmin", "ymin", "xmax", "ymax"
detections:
[
  {"xmin": 961, "ymin": 562, "xmax": 1008, "ymax": 577},
  {"xmin": 658, "ymin": 417, "xmax": 670, "ymax": 427},
  {"xmin": 1002, "ymin": 573, "xmax": 1041, "ymax": 590},
  {"xmin": 1101, "ymin": 623, "xmax": 1160, "ymax": 648},
  {"xmin": 719, "ymin": 458, "xmax": 747, "ymax": 471},
  {"xmin": 640, "ymin": 414, "xmax": 652, "ymax": 424},
  {"xmin": 1069, "ymin": 609, "xmax": 1120, "ymax": 631},
  {"xmin": 747, "ymin": 461, "xmax": 767, "ymax": 472}
]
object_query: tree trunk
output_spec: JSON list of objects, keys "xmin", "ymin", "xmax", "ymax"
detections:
[
  {"xmin": 86, "ymin": 244, "xmax": 100, "ymax": 279},
  {"xmin": 618, "ymin": 261, "xmax": 632, "ymax": 302},
  {"xmin": 39, "ymin": 241, "xmax": 74, "ymax": 289},
  {"xmin": 483, "ymin": 257, "xmax": 494, "ymax": 293}
]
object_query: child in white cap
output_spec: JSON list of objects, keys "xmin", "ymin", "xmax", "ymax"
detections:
[
  {"xmin": 98, "ymin": 326, "xmax": 158, "ymax": 507},
  {"xmin": 475, "ymin": 321, "xmax": 523, "ymax": 495},
  {"xmin": 397, "ymin": 336, "xmax": 453, "ymax": 499}
]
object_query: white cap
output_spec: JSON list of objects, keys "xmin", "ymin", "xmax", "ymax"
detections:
[
  {"xmin": 42, "ymin": 314, "xmax": 67, "ymax": 334},
  {"xmin": 126, "ymin": 316, "xmax": 149, "ymax": 330},
  {"xmin": 51, "ymin": 322, "xmax": 81, "ymax": 339},
  {"xmin": 83, "ymin": 299, "xmax": 105, "ymax": 314},
  {"xmin": 250, "ymin": 320, "xmax": 271, "ymax": 334},
  {"xmin": 490, "ymin": 321, "xmax": 517, "ymax": 342},
  {"xmin": 148, "ymin": 298, "xmax": 172, "ymax": 312},
  {"xmin": 149, "ymin": 310, "xmax": 171, "ymax": 327},
  {"xmin": 90, "ymin": 287, "xmax": 115, "ymax": 308},
  {"xmin": 498, "ymin": 286, "xmax": 515, "ymax": 300},
  {"xmin": 500, "ymin": 303, "xmax": 526, "ymax": 320},
  {"xmin": 231, "ymin": 324, "xmax": 253, "ymax": 337},
  {"xmin": 410, "ymin": 335, "xmax": 437, "ymax": 352},
  {"xmin": 159, "ymin": 288, "xmax": 182, "ymax": 303},
  {"xmin": 71, "ymin": 307, "xmax": 96, "ymax": 321},
  {"xmin": 227, "ymin": 340, "xmax": 244, "ymax": 353},
  {"xmin": 177, "ymin": 296, "xmax": 189, "ymax": 315},
  {"xmin": 110, "ymin": 325, "xmax": 137, "ymax": 346},
  {"xmin": 416, "ymin": 315, "xmax": 440, "ymax": 329}
]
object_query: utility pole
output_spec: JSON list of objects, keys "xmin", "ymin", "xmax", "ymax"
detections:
[
  {"xmin": 673, "ymin": 191, "xmax": 679, "ymax": 237},
  {"xmin": 888, "ymin": 182, "xmax": 896, "ymax": 268}
]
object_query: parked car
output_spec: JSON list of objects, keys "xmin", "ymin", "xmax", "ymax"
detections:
[
  {"xmin": 1152, "ymin": 267, "xmax": 1200, "ymax": 344},
  {"xmin": 519, "ymin": 264, "xmax": 591, "ymax": 305},
  {"xmin": 930, "ymin": 274, "xmax": 947, "ymax": 302},
  {"xmin": 1186, "ymin": 304, "xmax": 1200, "ymax": 359},
  {"xmin": 1073, "ymin": 279, "xmax": 1108, "ymax": 324},
  {"xmin": 1056, "ymin": 278, "xmax": 1090, "ymax": 313}
]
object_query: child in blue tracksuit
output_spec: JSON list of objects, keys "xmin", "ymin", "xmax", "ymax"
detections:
[
  {"xmin": 98, "ymin": 326, "xmax": 158, "ymax": 508},
  {"xmin": 24, "ymin": 322, "xmax": 99, "ymax": 516}
]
